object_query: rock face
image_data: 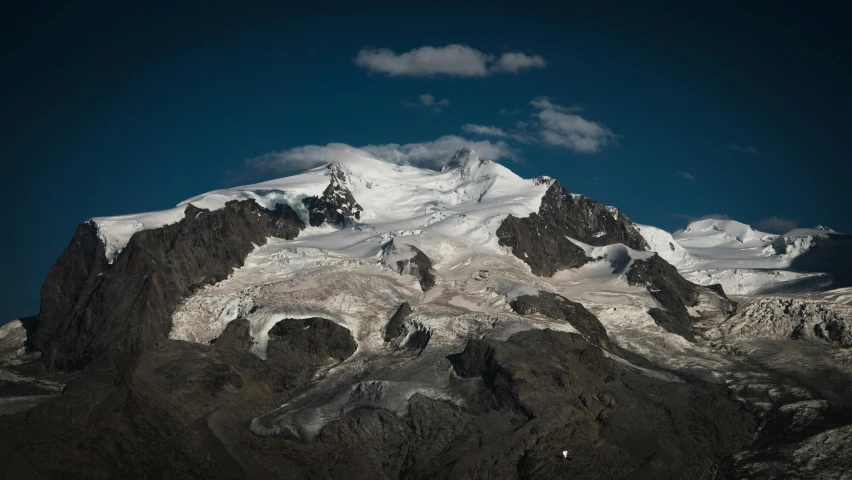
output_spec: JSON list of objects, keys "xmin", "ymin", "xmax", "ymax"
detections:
[
  {"xmin": 302, "ymin": 162, "xmax": 363, "ymax": 227},
  {"xmin": 510, "ymin": 292, "xmax": 611, "ymax": 349},
  {"xmin": 267, "ymin": 317, "xmax": 357, "ymax": 364},
  {"xmin": 626, "ymin": 254, "xmax": 736, "ymax": 341},
  {"xmin": 711, "ymin": 297, "xmax": 852, "ymax": 347},
  {"xmin": 383, "ymin": 241, "xmax": 436, "ymax": 291},
  {"xmin": 497, "ymin": 180, "xmax": 648, "ymax": 276},
  {"xmin": 2, "ymin": 328, "xmax": 750, "ymax": 479},
  {"xmin": 444, "ymin": 329, "xmax": 754, "ymax": 478},
  {"xmin": 31, "ymin": 200, "xmax": 304, "ymax": 370},
  {"xmin": 384, "ymin": 302, "xmax": 413, "ymax": 342},
  {"xmin": 212, "ymin": 317, "xmax": 254, "ymax": 351}
]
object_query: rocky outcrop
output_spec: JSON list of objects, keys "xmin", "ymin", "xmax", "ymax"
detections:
[
  {"xmin": 212, "ymin": 318, "xmax": 254, "ymax": 352},
  {"xmin": 382, "ymin": 241, "xmax": 436, "ymax": 291},
  {"xmin": 710, "ymin": 297, "xmax": 852, "ymax": 347},
  {"xmin": 31, "ymin": 200, "xmax": 305, "ymax": 370},
  {"xmin": 384, "ymin": 302, "xmax": 412, "ymax": 342},
  {"xmin": 0, "ymin": 329, "xmax": 754, "ymax": 479},
  {"xmin": 267, "ymin": 317, "xmax": 357, "ymax": 365},
  {"xmin": 626, "ymin": 254, "xmax": 736, "ymax": 341},
  {"xmin": 443, "ymin": 329, "xmax": 754, "ymax": 478},
  {"xmin": 302, "ymin": 163, "xmax": 363, "ymax": 227},
  {"xmin": 510, "ymin": 292, "xmax": 611, "ymax": 349},
  {"xmin": 405, "ymin": 246, "xmax": 436, "ymax": 291},
  {"xmin": 497, "ymin": 181, "xmax": 648, "ymax": 276}
]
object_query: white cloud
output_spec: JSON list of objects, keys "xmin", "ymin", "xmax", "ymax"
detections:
[
  {"xmin": 354, "ymin": 44, "xmax": 547, "ymax": 77},
  {"xmin": 246, "ymin": 136, "xmax": 519, "ymax": 173},
  {"xmin": 530, "ymin": 96, "xmax": 584, "ymax": 113},
  {"xmin": 491, "ymin": 53, "xmax": 547, "ymax": 73},
  {"xmin": 461, "ymin": 124, "xmax": 535, "ymax": 144},
  {"xmin": 515, "ymin": 120, "xmax": 529, "ymax": 129},
  {"xmin": 362, "ymin": 135, "xmax": 518, "ymax": 168},
  {"xmin": 677, "ymin": 171, "xmax": 696, "ymax": 180},
  {"xmin": 402, "ymin": 93, "xmax": 451, "ymax": 112},
  {"xmin": 462, "ymin": 124, "xmax": 508, "ymax": 137},
  {"xmin": 533, "ymin": 103, "xmax": 617, "ymax": 153},
  {"xmin": 730, "ymin": 143, "xmax": 758, "ymax": 155},
  {"xmin": 671, "ymin": 213, "xmax": 731, "ymax": 224},
  {"xmin": 498, "ymin": 108, "xmax": 521, "ymax": 116},
  {"xmin": 757, "ymin": 216, "xmax": 798, "ymax": 233}
]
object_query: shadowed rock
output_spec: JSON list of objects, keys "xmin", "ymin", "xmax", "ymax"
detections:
[
  {"xmin": 265, "ymin": 317, "xmax": 357, "ymax": 390},
  {"xmin": 510, "ymin": 292, "xmax": 611, "ymax": 349},
  {"xmin": 626, "ymin": 254, "xmax": 736, "ymax": 341},
  {"xmin": 497, "ymin": 180, "xmax": 648, "ymax": 276},
  {"xmin": 31, "ymin": 199, "xmax": 304, "ymax": 370},
  {"xmin": 302, "ymin": 163, "xmax": 363, "ymax": 227},
  {"xmin": 213, "ymin": 318, "xmax": 253, "ymax": 352},
  {"xmin": 393, "ymin": 245, "xmax": 436, "ymax": 291},
  {"xmin": 384, "ymin": 302, "xmax": 413, "ymax": 342},
  {"xmin": 445, "ymin": 329, "xmax": 754, "ymax": 478}
]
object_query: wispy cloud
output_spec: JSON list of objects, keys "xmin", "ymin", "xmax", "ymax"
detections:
[
  {"xmin": 529, "ymin": 96, "xmax": 584, "ymax": 113},
  {"xmin": 531, "ymin": 98, "xmax": 617, "ymax": 153},
  {"xmin": 671, "ymin": 213, "xmax": 731, "ymax": 224},
  {"xmin": 402, "ymin": 93, "xmax": 451, "ymax": 112},
  {"xmin": 354, "ymin": 45, "xmax": 547, "ymax": 77},
  {"xmin": 730, "ymin": 143, "xmax": 758, "ymax": 155},
  {"xmin": 245, "ymin": 136, "xmax": 519, "ymax": 174},
  {"xmin": 677, "ymin": 171, "xmax": 696, "ymax": 180},
  {"xmin": 461, "ymin": 124, "xmax": 535, "ymax": 144},
  {"xmin": 491, "ymin": 52, "xmax": 547, "ymax": 73},
  {"xmin": 757, "ymin": 216, "xmax": 798, "ymax": 233},
  {"xmin": 498, "ymin": 108, "xmax": 521, "ymax": 116}
]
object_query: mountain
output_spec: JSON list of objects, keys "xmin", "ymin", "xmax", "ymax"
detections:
[{"xmin": 1, "ymin": 149, "xmax": 851, "ymax": 479}]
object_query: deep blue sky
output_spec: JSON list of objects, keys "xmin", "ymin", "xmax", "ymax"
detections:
[{"xmin": 2, "ymin": 1, "xmax": 850, "ymax": 322}]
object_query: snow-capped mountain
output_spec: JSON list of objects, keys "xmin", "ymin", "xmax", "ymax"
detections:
[{"xmin": 2, "ymin": 148, "xmax": 851, "ymax": 479}]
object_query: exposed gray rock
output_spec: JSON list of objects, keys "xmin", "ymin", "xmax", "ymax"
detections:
[
  {"xmin": 302, "ymin": 163, "xmax": 363, "ymax": 227},
  {"xmin": 510, "ymin": 291, "xmax": 612, "ymax": 349},
  {"xmin": 497, "ymin": 180, "xmax": 648, "ymax": 276},
  {"xmin": 443, "ymin": 329, "xmax": 754, "ymax": 478},
  {"xmin": 31, "ymin": 199, "xmax": 305, "ymax": 370},
  {"xmin": 265, "ymin": 318, "xmax": 357, "ymax": 388},
  {"xmin": 391, "ymin": 245, "xmax": 435, "ymax": 291},
  {"xmin": 384, "ymin": 302, "xmax": 412, "ymax": 342},
  {"xmin": 404, "ymin": 324, "xmax": 432, "ymax": 352},
  {"xmin": 626, "ymin": 254, "xmax": 736, "ymax": 341},
  {"xmin": 267, "ymin": 317, "xmax": 357, "ymax": 365},
  {"xmin": 212, "ymin": 318, "xmax": 253, "ymax": 352}
]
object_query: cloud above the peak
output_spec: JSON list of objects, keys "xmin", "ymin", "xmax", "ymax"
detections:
[
  {"xmin": 491, "ymin": 53, "xmax": 547, "ymax": 73},
  {"xmin": 354, "ymin": 45, "xmax": 547, "ymax": 77},
  {"xmin": 529, "ymin": 96, "xmax": 583, "ymax": 113},
  {"xmin": 757, "ymin": 216, "xmax": 798, "ymax": 233},
  {"xmin": 531, "ymin": 98, "xmax": 618, "ymax": 153},
  {"xmin": 461, "ymin": 124, "xmax": 535, "ymax": 143},
  {"xmin": 245, "ymin": 136, "xmax": 518, "ymax": 174},
  {"xmin": 402, "ymin": 93, "xmax": 451, "ymax": 112},
  {"xmin": 671, "ymin": 213, "xmax": 731, "ymax": 225},
  {"xmin": 362, "ymin": 135, "xmax": 518, "ymax": 168}
]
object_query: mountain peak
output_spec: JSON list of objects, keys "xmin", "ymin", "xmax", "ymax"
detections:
[{"xmin": 442, "ymin": 148, "xmax": 486, "ymax": 171}]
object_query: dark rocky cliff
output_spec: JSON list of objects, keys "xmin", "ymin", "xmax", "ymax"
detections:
[
  {"xmin": 626, "ymin": 254, "xmax": 737, "ymax": 341},
  {"xmin": 31, "ymin": 200, "xmax": 304, "ymax": 370},
  {"xmin": 497, "ymin": 180, "xmax": 648, "ymax": 276}
]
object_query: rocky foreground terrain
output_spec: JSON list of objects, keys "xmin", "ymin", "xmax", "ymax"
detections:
[{"xmin": 1, "ymin": 149, "xmax": 850, "ymax": 479}]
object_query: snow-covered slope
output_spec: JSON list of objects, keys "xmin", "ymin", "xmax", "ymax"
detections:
[
  {"xmin": 648, "ymin": 219, "xmax": 846, "ymax": 294},
  {"xmin": 91, "ymin": 148, "xmax": 551, "ymax": 261}
]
